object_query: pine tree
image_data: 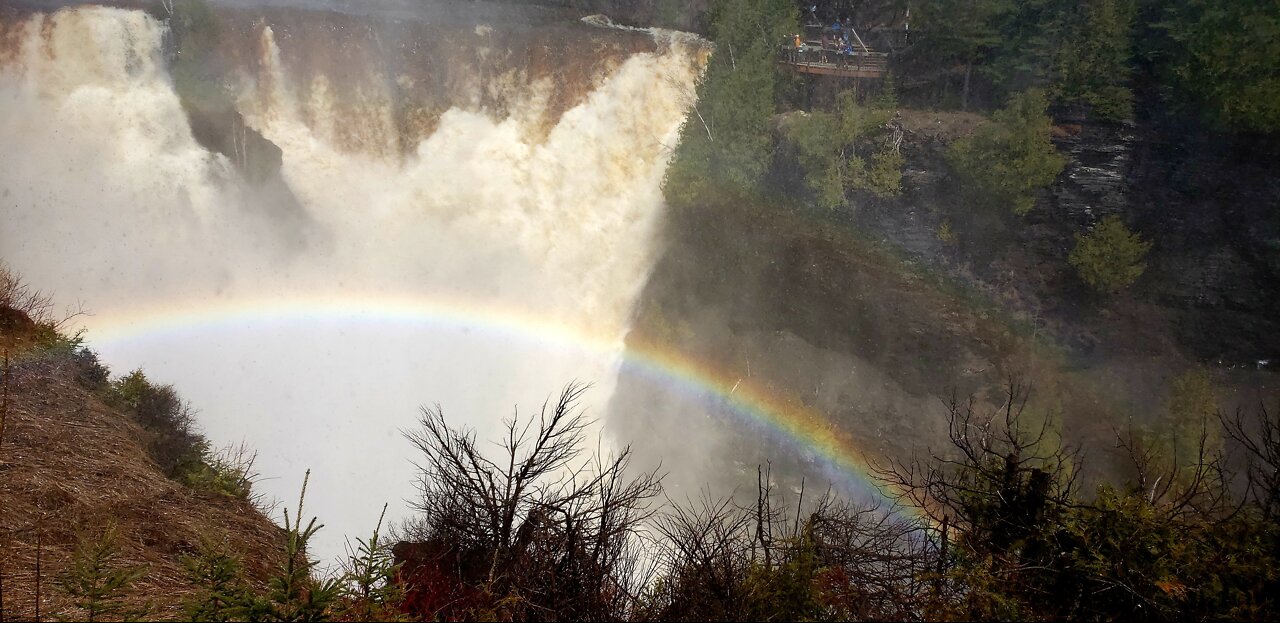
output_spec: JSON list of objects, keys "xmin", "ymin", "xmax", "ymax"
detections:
[
  {"xmin": 912, "ymin": 0, "xmax": 1007, "ymax": 110},
  {"xmin": 1156, "ymin": 0, "xmax": 1280, "ymax": 132},
  {"xmin": 663, "ymin": 0, "xmax": 798, "ymax": 206},
  {"xmin": 183, "ymin": 536, "xmax": 253, "ymax": 622},
  {"xmin": 1049, "ymin": 0, "xmax": 1136, "ymax": 121},
  {"xmin": 59, "ymin": 525, "xmax": 147, "ymax": 622},
  {"xmin": 258, "ymin": 470, "xmax": 341, "ymax": 622},
  {"xmin": 1068, "ymin": 215, "xmax": 1152, "ymax": 293},
  {"xmin": 339, "ymin": 504, "xmax": 405, "ymax": 621},
  {"xmin": 946, "ymin": 88, "xmax": 1066, "ymax": 216}
]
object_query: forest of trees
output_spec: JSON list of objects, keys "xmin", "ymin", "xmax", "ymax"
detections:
[
  {"xmin": 661, "ymin": 0, "xmax": 1280, "ymax": 295},
  {"xmin": 786, "ymin": 0, "xmax": 1280, "ymax": 131}
]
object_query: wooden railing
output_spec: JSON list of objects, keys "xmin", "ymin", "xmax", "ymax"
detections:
[{"xmin": 779, "ymin": 43, "xmax": 889, "ymax": 79}]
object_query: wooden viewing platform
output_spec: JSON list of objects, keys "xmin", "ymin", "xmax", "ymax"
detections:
[
  {"xmin": 780, "ymin": 20, "xmax": 893, "ymax": 80},
  {"xmin": 781, "ymin": 55, "xmax": 888, "ymax": 79}
]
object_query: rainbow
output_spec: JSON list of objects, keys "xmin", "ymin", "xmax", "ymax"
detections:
[{"xmin": 84, "ymin": 292, "xmax": 930, "ymax": 524}]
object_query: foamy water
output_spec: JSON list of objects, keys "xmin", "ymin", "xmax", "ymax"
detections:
[{"xmin": 0, "ymin": 6, "xmax": 704, "ymax": 560}]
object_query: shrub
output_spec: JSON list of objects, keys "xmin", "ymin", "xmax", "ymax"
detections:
[
  {"xmin": 180, "ymin": 443, "xmax": 260, "ymax": 501},
  {"xmin": 1068, "ymin": 215, "xmax": 1152, "ymax": 293},
  {"xmin": 400, "ymin": 383, "xmax": 660, "ymax": 620},
  {"xmin": 0, "ymin": 264, "xmax": 54, "ymax": 326},
  {"xmin": 109, "ymin": 370, "xmax": 210, "ymax": 477},
  {"xmin": 946, "ymin": 89, "xmax": 1066, "ymax": 215},
  {"xmin": 786, "ymin": 90, "xmax": 903, "ymax": 209}
]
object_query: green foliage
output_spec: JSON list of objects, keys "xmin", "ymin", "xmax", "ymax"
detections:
[
  {"xmin": 1159, "ymin": 369, "xmax": 1221, "ymax": 468},
  {"xmin": 105, "ymin": 370, "xmax": 265, "ymax": 501},
  {"xmin": 1069, "ymin": 215, "xmax": 1153, "ymax": 293},
  {"xmin": 181, "ymin": 444, "xmax": 258, "ymax": 500},
  {"xmin": 59, "ymin": 524, "xmax": 148, "ymax": 622},
  {"xmin": 338, "ymin": 504, "xmax": 405, "ymax": 621},
  {"xmin": 946, "ymin": 89, "xmax": 1066, "ymax": 215},
  {"xmin": 1057, "ymin": 486, "xmax": 1190, "ymax": 618},
  {"xmin": 183, "ymin": 537, "xmax": 255, "ymax": 622},
  {"xmin": 108, "ymin": 370, "xmax": 211, "ymax": 478},
  {"xmin": 189, "ymin": 492, "xmax": 409, "ymax": 623},
  {"xmin": 1049, "ymin": 0, "xmax": 1136, "ymax": 120},
  {"xmin": 257, "ymin": 471, "xmax": 342, "ymax": 622},
  {"xmin": 937, "ymin": 220, "xmax": 957, "ymax": 245},
  {"xmin": 866, "ymin": 148, "xmax": 905, "ymax": 198},
  {"xmin": 1155, "ymin": 0, "xmax": 1280, "ymax": 133},
  {"xmin": 910, "ymin": 0, "xmax": 1006, "ymax": 109},
  {"xmin": 741, "ymin": 532, "xmax": 823, "ymax": 621},
  {"xmin": 906, "ymin": 0, "xmax": 1278, "ymax": 131},
  {"xmin": 788, "ymin": 111, "xmax": 845, "ymax": 209},
  {"xmin": 907, "ymin": 0, "xmax": 1139, "ymax": 120},
  {"xmin": 786, "ymin": 90, "xmax": 903, "ymax": 209},
  {"xmin": 663, "ymin": 0, "xmax": 797, "ymax": 206}
]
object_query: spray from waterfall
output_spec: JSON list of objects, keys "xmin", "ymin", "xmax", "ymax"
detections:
[{"xmin": 0, "ymin": 5, "xmax": 706, "ymax": 559}]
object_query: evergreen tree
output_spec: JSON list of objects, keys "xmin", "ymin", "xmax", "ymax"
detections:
[
  {"xmin": 339, "ymin": 504, "xmax": 405, "ymax": 621},
  {"xmin": 911, "ymin": 0, "xmax": 1008, "ymax": 109},
  {"xmin": 1049, "ymin": 0, "xmax": 1136, "ymax": 121},
  {"xmin": 1154, "ymin": 0, "xmax": 1280, "ymax": 133},
  {"xmin": 946, "ymin": 88, "xmax": 1065, "ymax": 215},
  {"xmin": 59, "ymin": 525, "xmax": 147, "ymax": 622},
  {"xmin": 183, "ymin": 537, "xmax": 254, "ymax": 622},
  {"xmin": 786, "ymin": 88, "xmax": 902, "ymax": 209},
  {"xmin": 1068, "ymin": 215, "xmax": 1152, "ymax": 293},
  {"xmin": 664, "ymin": 0, "xmax": 798, "ymax": 206},
  {"xmin": 256, "ymin": 470, "xmax": 341, "ymax": 622}
]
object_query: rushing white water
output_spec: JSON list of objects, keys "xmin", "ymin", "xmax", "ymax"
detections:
[{"xmin": 0, "ymin": 6, "xmax": 703, "ymax": 560}]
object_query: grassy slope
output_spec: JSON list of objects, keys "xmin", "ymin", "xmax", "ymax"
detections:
[{"xmin": 0, "ymin": 318, "xmax": 283, "ymax": 621}]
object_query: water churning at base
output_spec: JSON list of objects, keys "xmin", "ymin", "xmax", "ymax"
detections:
[{"xmin": 0, "ymin": 6, "xmax": 706, "ymax": 558}]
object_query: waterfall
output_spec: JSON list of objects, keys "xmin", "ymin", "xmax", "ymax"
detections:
[{"xmin": 0, "ymin": 5, "xmax": 705, "ymax": 558}]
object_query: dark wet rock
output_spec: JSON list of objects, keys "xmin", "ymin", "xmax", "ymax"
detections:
[{"xmin": 182, "ymin": 100, "xmax": 283, "ymax": 186}]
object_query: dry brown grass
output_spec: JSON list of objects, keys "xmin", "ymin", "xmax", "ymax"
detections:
[
  {"xmin": 0, "ymin": 354, "xmax": 284, "ymax": 621},
  {"xmin": 898, "ymin": 109, "xmax": 989, "ymax": 141}
]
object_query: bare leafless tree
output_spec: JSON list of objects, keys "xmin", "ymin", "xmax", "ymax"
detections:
[
  {"xmin": 804, "ymin": 496, "xmax": 936, "ymax": 621},
  {"xmin": 876, "ymin": 379, "xmax": 1081, "ymax": 555},
  {"xmin": 1222, "ymin": 402, "xmax": 1280, "ymax": 521},
  {"xmin": 1113, "ymin": 417, "xmax": 1233, "ymax": 521},
  {"xmin": 0, "ymin": 265, "xmax": 84, "ymax": 335},
  {"xmin": 0, "ymin": 265, "xmax": 53, "ymax": 325},
  {"xmin": 642, "ymin": 492, "xmax": 754, "ymax": 621},
  {"xmin": 400, "ymin": 382, "xmax": 661, "ymax": 620},
  {"xmin": 640, "ymin": 471, "xmax": 936, "ymax": 622}
]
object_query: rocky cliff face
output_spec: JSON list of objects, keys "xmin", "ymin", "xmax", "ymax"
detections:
[
  {"xmin": 618, "ymin": 108, "xmax": 1279, "ymax": 496},
  {"xmin": 853, "ymin": 114, "xmax": 1279, "ymax": 367}
]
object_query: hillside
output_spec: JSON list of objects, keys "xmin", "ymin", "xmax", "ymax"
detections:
[{"xmin": 0, "ymin": 304, "xmax": 284, "ymax": 620}]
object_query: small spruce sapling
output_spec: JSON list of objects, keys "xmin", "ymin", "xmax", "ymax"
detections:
[
  {"xmin": 182, "ymin": 536, "xmax": 253, "ymax": 622},
  {"xmin": 339, "ymin": 503, "xmax": 405, "ymax": 620},
  {"xmin": 260, "ymin": 470, "xmax": 341, "ymax": 621},
  {"xmin": 59, "ymin": 524, "xmax": 147, "ymax": 622}
]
